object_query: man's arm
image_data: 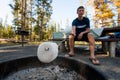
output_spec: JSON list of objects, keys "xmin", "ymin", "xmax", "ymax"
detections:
[
  {"xmin": 71, "ymin": 26, "xmax": 76, "ymax": 36},
  {"xmin": 81, "ymin": 28, "xmax": 90, "ymax": 34},
  {"xmin": 78, "ymin": 28, "xmax": 90, "ymax": 40}
]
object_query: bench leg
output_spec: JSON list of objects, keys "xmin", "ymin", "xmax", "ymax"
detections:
[
  {"xmin": 102, "ymin": 42, "xmax": 108, "ymax": 53},
  {"xmin": 108, "ymin": 42, "xmax": 116, "ymax": 57},
  {"xmin": 66, "ymin": 39, "xmax": 69, "ymax": 51},
  {"xmin": 59, "ymin": 41, "xmax": 67, "ymax": 52}
]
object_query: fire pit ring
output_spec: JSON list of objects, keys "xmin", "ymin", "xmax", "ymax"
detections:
[{"xmin": 0, "ymin": 56, "xmax": 107, "ymax": 80}]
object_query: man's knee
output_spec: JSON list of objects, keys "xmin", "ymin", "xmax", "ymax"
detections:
[
  {"xmin": 88, "ymin": 33, "xmax": 94, "ymax": 38},
  {"xmin": 88, "ymin": 33, "xmax": 95, "ymax": 41},
  {"xmin": 69, "ymin": 35, "xmax": 74, "ymax": 39},
  {"xmin": 88, "ymin": 33, "xmax": 95, "ymax": 44}
]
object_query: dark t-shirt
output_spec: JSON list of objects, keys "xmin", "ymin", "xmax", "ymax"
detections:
[{"xmin": 72, "ymin": 17, "xmax": 90, "ymax": 35}]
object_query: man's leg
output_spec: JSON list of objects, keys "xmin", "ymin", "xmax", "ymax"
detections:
[
  {"xmin": 88, "ymin": 33, "xmax": 95, "ymax": 58},
  {"xmin": 68, "ymin": 35, "xmax": 75, "ymax": 55},
  {"xmin": 88, "ymin": 33, "xmax": 100, "ymax": 64}
]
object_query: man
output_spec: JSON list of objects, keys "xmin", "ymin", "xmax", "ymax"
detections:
[{"xmin": 66, "ymin": 6, "xmax": 100, "ymax": 65}]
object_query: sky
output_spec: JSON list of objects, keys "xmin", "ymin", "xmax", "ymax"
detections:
[
  {"xmin": 51, "ymin": 0, "xmax": 84, "ymax": 29},
  {"xmin": 0, "ymin": 0, "xmax": 13, "ymax": 26},
  {"xmin": 0, "ymin": 0, "xmax": 91, "ymax": 28}
]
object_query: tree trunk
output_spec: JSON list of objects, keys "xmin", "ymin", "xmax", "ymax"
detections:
[{"xmin": 21, "ymin": 0, "xmax": 27, "ymax": 47}]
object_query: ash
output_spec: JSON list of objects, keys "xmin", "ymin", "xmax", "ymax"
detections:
[{"xmin": 4, "ymin": 65, "xmax": 86, "ymax": 80}]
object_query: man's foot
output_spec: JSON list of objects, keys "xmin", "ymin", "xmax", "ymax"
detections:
[
  {"xmin": 65, "ymin": 52, "xmax": 74, "ymax": 57},
  {"xmin": 65, "ymin": 54, "xmax": 75, "ymax": 57},
  {"xmin": 89, "ymin": 57, "xmax": 100, "ymax": 65}
]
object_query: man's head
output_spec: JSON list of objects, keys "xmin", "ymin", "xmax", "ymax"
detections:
[{"xmin": 77, "ymin": 6, "xmax": 85, "ymax": 17}]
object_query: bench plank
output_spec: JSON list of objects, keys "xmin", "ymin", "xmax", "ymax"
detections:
[{"xmin": 95, "ymin": 38, "xmax": 120, "ymax": 42}]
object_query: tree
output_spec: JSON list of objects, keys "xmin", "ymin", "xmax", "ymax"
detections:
[
  {"xmin": 9, "ymin": 0, "xmax": 21, "ymax": 28},
  {"xmin": 111, "ymin": 0, "xmax": 120, "ymax": 26},
  {"xmin": 9, "ymin": 0, "xmax": 53, "ymax": 41},
  {"xmin": 94, "ymin": 1, "xmax": 115, "ymax": 27},
  {"xmin": 46, "ymin": 21, "xmax": 56, "ymax": 39},
  {"xmin": 2, "ymin": 25, "xmax": 14, "ymax": 38},
  {"xmin": 0, "ymin": 20, "xmax": 3, "ymax": 38},
  {"xmin": 34, "ymin": 0, "xmax": 52, "ymax": 40},
  {"xmin": 27, "ymin": 0, "xmax": 34, "ymax": 41}
]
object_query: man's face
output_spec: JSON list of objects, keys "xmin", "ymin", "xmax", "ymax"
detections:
[{"xmin": 77, "ymin": 8, "xmax": 84, "ymax": 17}]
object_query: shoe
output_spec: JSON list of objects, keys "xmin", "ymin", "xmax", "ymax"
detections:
[{"xmin": 89, "ymin": 57, "xmax": 100, "ymax": 65}]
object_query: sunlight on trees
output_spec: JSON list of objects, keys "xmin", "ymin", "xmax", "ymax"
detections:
[
  {"xmin": 112, "ymin": 0, "xmax": 120, "ymax": 23},
  {"xmin": 1, "ymin": 0, "xmax": 120, "ymax": 42},
  {"xmin": 94, "ymin": 1, "xmax": 115, "ymax": 27},
  {"xmin": 87, "ymin": 0, "xmax": 120, "ymax": 27},
  {"xmin": 9, "ymin": 0, "xmax": 53, "ymax": 41}
]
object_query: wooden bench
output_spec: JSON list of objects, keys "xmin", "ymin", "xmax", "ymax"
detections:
[{"xmin": 51, "ymin": 34, "xmax": 120, "ymax": 57}]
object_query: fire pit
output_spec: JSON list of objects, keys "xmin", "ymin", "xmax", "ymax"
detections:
[{"xmin": 0, "ymin": 56, "xmax": 107, "ymax": 80}]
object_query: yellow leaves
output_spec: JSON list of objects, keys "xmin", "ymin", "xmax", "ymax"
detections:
[
  {"xmin": 96, "ymin": 12, "xmax": 114, "ymax": 20},
  {"xmin": 114, "ymin": 1, "xmax": 120, "ymax": 6},
  {"xmin": 99, "ymin": 0, "xmax": 104, "ymax": 3},
  {"xmin": 108, "ymin": 12, "xmax": 115, "ymax": 18},
  {"xmin": 96, "ymin": 14, "xmax": 101, "ymax": 18},
  {"xmin": 95, "ymin": 9, "xmax": 100, "ymax": 12},
  {"xmin": 103, "ymin": 13, "xmax": 109, "ymax": 17},
  {"xmin": 118, "ymin": 18, "xmax": 120, "ymax": 22},
  {"xmin": 118, "ymin": 8, "xmax": 120, "ymax": 14},
  {"xmin": 113, "ymin": 0, "xmax": 120, "ymax": 6},
  {"xmin": 101, "ymin": 4, "xmax": 108, "ymax": 9},
  {"xmin": 103, "ymin": 9, "xmax": 110, "ymax": 12},
  {"xmin": 94, "ymin": 0, "xmax": 120, "ymax": 26},
  {"xmin": 95, "ymin": 3, "xmax": 115, "ymax": 20}
]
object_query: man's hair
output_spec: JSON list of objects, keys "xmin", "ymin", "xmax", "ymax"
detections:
[{"xmin": 77, "ymin": 6, "xmax": 85, "ymax": 12}]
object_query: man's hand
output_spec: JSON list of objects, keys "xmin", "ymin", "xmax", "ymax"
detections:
[
  {"xmin": 78, "ymin": 32, "xmax": 83, "ymax": 40},
  {"xmin": 70, "ymin": 33, "xmax": 76, "ymax": 37}
]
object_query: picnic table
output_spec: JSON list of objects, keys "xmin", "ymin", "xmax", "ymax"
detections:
[{"xmin": 95, "ymin": 26, "xmax": 120, "ymax": 57}]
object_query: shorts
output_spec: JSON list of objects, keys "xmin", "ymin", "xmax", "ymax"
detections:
[{"xmin": 74, "ymin": 33, "xmax": 89, "ymax": 42}]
